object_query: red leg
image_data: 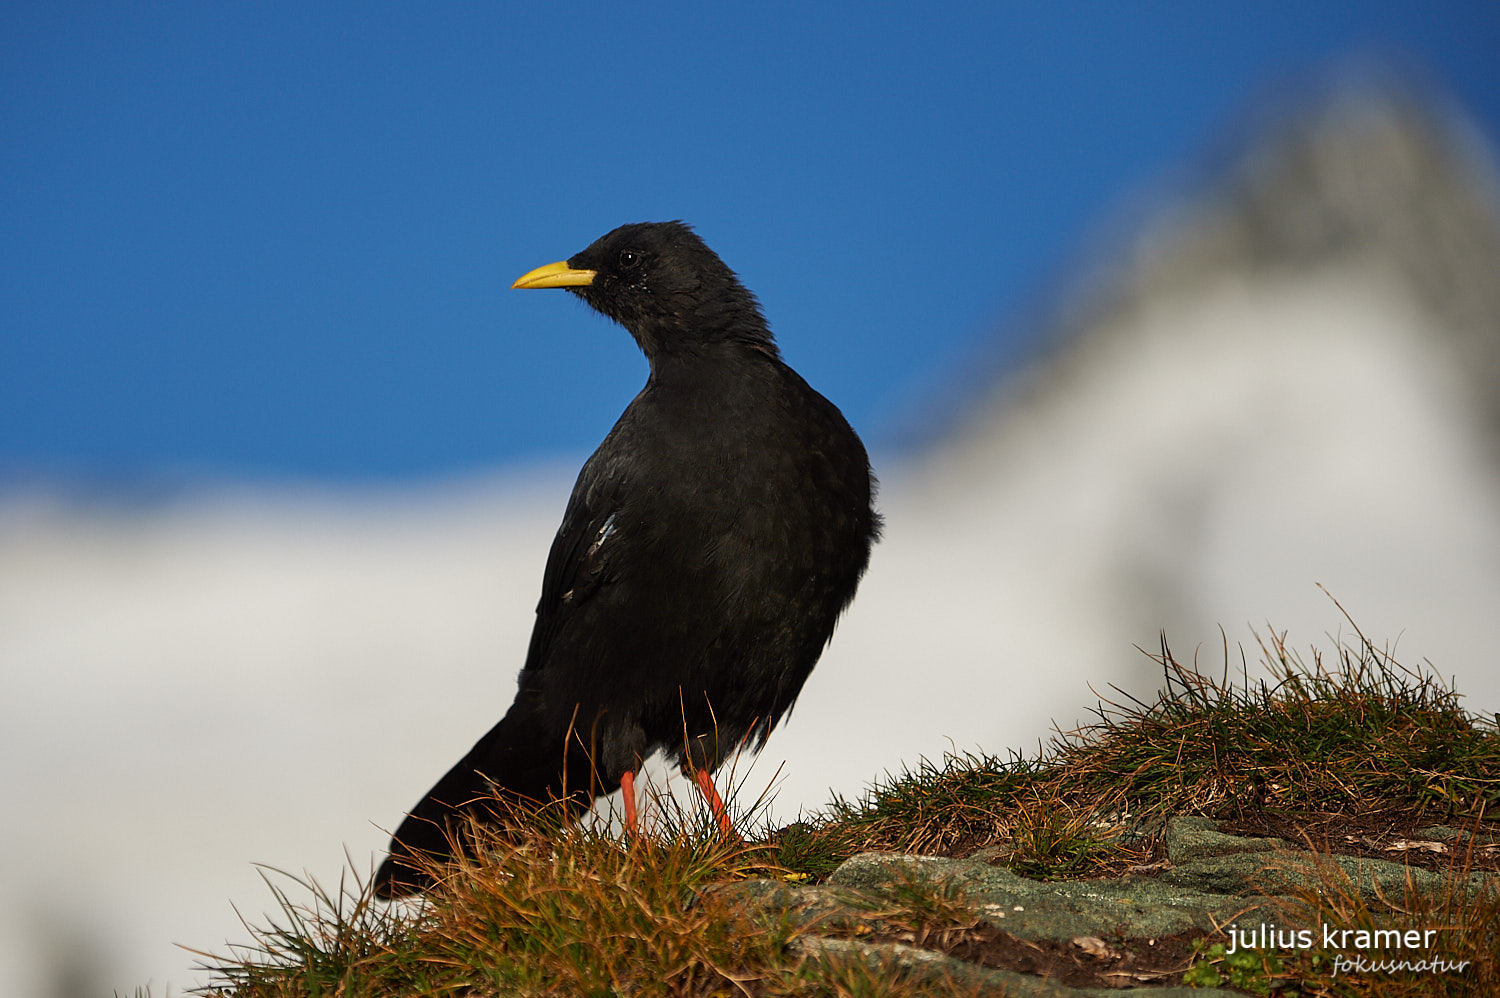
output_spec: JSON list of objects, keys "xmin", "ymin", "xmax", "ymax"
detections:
[
  {"xmin": 620, "ymin": 769, "xmax": 639, "ymax": 837},
  {"xmin": 691, "ymin": 768, "xmax": 737, "ymax": 838}
]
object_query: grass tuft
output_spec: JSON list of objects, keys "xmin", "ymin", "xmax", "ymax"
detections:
[
  {"xmin": 190, "ymin": 861, "xmax": 429, "ymax": 997},
  {"xmin": 1058, "ymin": 627, "xmax": 1499, "ymax": 820},
  {"xmin": 766, "ymin": 624, "xmax": 1497, "ymax": 882},
  {"xmin": 196, "ymin": 795, "xmax": 798, "ymax": 997}
]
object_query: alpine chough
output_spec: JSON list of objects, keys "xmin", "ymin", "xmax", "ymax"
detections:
[{"xmin": 375, "ymin": 221, "xmax": 878, "ymax": 898}]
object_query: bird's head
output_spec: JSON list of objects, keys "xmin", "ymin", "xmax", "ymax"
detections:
[{"xmin": 512, "ymin": 221, "xmax": 776, "ymax": 361}]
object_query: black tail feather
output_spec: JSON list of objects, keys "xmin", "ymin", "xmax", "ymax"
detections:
[{"xmin": 374, "ymin": 700, "xmax": 604, "ymax": 898}]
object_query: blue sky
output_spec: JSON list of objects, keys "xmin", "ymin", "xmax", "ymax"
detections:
[{"xmin": 4, "ymin": 2, "xmax": 1498, "ymax": 483}]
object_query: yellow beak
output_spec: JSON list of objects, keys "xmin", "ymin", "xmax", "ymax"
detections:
[{"xmin": 511, "ymin": 260, "xmax": 598, "ymax": 289}]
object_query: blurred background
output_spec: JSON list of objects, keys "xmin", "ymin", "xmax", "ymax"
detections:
[{"xmin": 4, "ymin": 4, "xmax": 1500, "ymax": 995}]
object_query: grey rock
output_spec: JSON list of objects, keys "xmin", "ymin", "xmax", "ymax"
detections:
[
  {"xmin": 705, "ymin": 815, "xmax": 1491, "ymax": 995},
  {"xmin": 830, "ymin": 851, "xmax": 1271, "ymax": 941},
  {"xmin": 1163, "ymin": 815, "xmax": 1283, "ymax": 862},
  {"xmin": 1416, "ymin": 824, "xmax": 1500, "ymax": 846}
]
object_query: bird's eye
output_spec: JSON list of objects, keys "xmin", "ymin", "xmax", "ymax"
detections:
[{"xmin": 619, "ymin": 249, "xmax": 640, "ymax": 269}]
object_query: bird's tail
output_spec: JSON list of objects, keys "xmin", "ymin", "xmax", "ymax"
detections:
[{"xmin": 374, "ymin": 700, "xmax": 602, "ymax": 898}]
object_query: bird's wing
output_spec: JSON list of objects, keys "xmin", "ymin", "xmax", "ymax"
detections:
[{"xmin": 520, "ymin": 478, "xmax": 623, "ymax": 674}]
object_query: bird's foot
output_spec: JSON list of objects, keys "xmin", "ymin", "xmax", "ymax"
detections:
[
  {"xmin": 691, "ymin": 768, "xmax": 739, "ymax": 840},
  {"xmin": 620, "ymin": 768, "xmax": 640, "ymax": 838}
]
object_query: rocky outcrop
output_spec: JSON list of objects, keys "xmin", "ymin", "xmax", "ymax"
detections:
[{"xmin": 713, "ymin": 817, "xmax": 1491, "ymax": 996}]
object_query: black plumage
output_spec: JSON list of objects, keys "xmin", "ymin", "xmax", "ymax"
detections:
[{"xmin": 375, "ymin": 221, "xmax": 878, "ymax": 898}]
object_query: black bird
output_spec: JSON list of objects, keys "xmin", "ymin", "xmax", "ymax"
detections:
[{"xmin": 375, "ymin": 221, "xmax": 878, "ymax": 898}]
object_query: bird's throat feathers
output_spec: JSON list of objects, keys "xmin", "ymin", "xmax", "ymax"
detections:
[{"xmin": 627, "ymin": 286, "xmax": 781, "ymax": 367}]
